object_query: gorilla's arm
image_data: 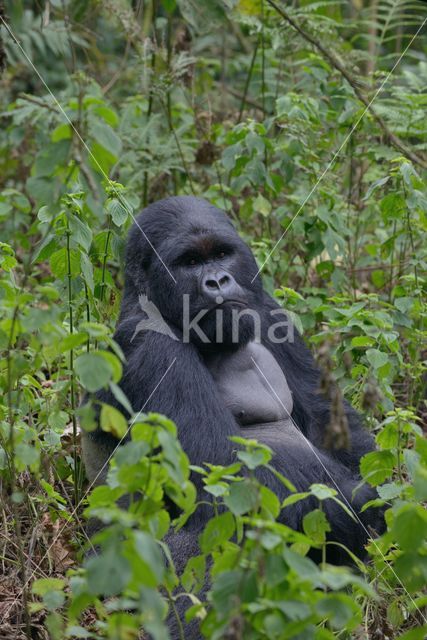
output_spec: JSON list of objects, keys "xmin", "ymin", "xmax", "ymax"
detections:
[
  {"xmin": 90, "ymin": 317, "xmax": 239, "ymax": 472},
  {"xmin": 254, "ymin": 428, "xmax": 380, "ymax": 561},
  {"xmin": 262, "ymin": 294, "xmax": 375, "ymax": 471}
]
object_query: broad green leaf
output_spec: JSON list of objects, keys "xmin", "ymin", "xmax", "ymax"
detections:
[
  {"xmin": 199, "ymin": 512, "xmax": 235, "ymax": 553},
  {"xmin": 69, "ymin": 214, "xmax": 92, "ymax": 252},
  {"xmin": 107, "ymin": 198, "xmax": 129, "ymax": 226},
  {"xmin": 86, "ymin": 546, "xmax": 131, "ymax": 597},
  {"xmin": 392, "ymin": 504, "xmax": 427, "ymax": 551},
  {"xmin": 75, "ymin": 352, "xmax": 114, "ymax": 392},
  {"xmin": 360, "ymin": 450, "xmax": 396, "ymax": 486},
  {"xmin": 100, "ymin": 403, "xmax": 128, "ymax": 439},
  {"xmin": 366, "ymin": 348, "xmax": 389, "ymax": 369},
  {"xmin": 224, "ymin": 479, "xmax": 258, "ymax": 516}
]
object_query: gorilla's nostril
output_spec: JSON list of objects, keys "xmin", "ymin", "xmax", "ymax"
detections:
[
  {"xmin": 219, "ymin": 275, "xmax": 230, "ymax": 286},
  {"xmin": 206, "ymin": 278, "xmax": 220, "ymax": 290}
]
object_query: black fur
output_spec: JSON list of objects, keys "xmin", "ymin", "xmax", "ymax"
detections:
[{"xmin": 83, "ymin": 196, "xmax": 383, "ymax": 638}]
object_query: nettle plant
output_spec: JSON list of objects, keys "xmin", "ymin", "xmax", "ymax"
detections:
[
  {"xmin": 31, "ymin": 418, "xmax": 380, "ymax": 640},
  {"xmin": 29, "ymin": 408, "xmax": 427, "ymax": 639}
]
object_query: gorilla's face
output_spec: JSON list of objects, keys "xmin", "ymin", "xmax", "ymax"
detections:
[
  {"xmin": 124, "ymin": 197, "xmax": 264, "ymax": 349},
  {"xmin": 149, "ymin": 228, "xmax": 263, "ymax": 348}
]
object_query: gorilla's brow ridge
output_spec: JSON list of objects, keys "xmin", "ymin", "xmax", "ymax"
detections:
[{"xmin": 170, "ymin": 234, "xmax": 235, "ymax": 263}]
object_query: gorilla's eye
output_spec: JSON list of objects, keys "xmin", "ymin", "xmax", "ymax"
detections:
[{"xmin": 217, "ymin": 251, "xmax": 226, "ymax": 259}]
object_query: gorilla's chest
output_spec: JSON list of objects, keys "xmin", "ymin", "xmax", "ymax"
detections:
[{"xmin": 204, "ymin": 342, "xmax": 293, "ymax": 426}]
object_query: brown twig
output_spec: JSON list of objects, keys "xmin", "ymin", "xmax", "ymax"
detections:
[
  {"xmin": 18, "ymin": 93, "xmax": 59, "ymax": 113},
  {"xmin": 266, "ymin": 0, "xmax": 427, "ymax": 169}
]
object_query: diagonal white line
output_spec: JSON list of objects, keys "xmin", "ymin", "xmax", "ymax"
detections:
[
  {"xmin": 0, "ymin": 17, "xmax": 176, "ymax": 284},
  {"xmin": 250, "ymin": 355, "xmax": 427, "ymax": 622},
  {"xmin": 251, "ymin": 15, "xmax": 427, "ymax": 282},
  {"xmin": 1, "ymin": 358, "xmax": 177, "ymax": 622}
]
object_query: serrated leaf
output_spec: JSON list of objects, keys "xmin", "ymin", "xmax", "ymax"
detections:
[
  {"xmin": 360, "ymin": 450, "xmax": 396, "ymax": 486},
  {"xmin": 199, "ymin": 512, "xmax": 235, "ymax": 553},
  {"xmin": 224, "ymin": 479, "xmax": 258, "ymax": 516},
  {"xmin": 69, "ymin": 214, "xmax": 92, "ymax": 252},
  {"xmin": 253, "ymin": 193, "xmax": 272, "ymax": 217},
  {"xmin": 107, "ymin": 198, "xmax": 129, "ymax": 226},
  {"xmin": 80, "ymin": 251, "xmax": 94, "ymax": 292}
]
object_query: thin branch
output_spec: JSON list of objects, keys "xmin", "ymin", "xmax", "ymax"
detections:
[
  {"xmin": 18, "ymin": 93, "xmax": 59, "ymax": 114},
  {"xmin": 236, "ymin": 39, "xmax": 259, "ymax": 123},
  {"xmin": 228, "ymin": 86, "xmax": 264, "ymax": 114},
  {"xmin": 266, "ymin": 0, "xmax": 427, "ymax": 169}
]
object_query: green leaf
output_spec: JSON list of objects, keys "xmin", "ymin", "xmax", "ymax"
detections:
[
  {"xmin": 392, "ymin": 504, "xmax": 427, "ymax": 551},
  {"xmin": 360, "ymin": 450, "xmax": 396, "ymax": 486},
  {"xmin": 32, "ymin": 578, "xmax": 65, "ymax": 596},
  {"xmin": 15, "ymin": 443, "xmax": 39, "ymax": 467},
  {"xmin": 310, "ymin": 484, "xmax": 337, "ymax": 501},
  {"xmin": 364, "ymin": 175, "xmax": 390, "ymax": 200},
  {"xmin": 107, "ymin": 198, "xmax": 129, "ymax": 226},
  {"xmin": 199, "ymin": 512, "xmax": 235, "ymax": 553},
  {"xmin": 377, "ymin": 482, "xmax": 403, "ymax": 501},
  {"xmin": 100, "ymin": 403, "xmax": 128, "ymax": 439},
  {"xmin": 69, "ymin": 214, "xmax": 92, "ymax": 252},
  {"xmin": 236, "ymin": 447, "xmax": 271, "ymax": 469},
  {"xmin": 80, "ymin": 252, "xmax": 94, "ymax": 292},
  {"xmin": 397, "ymin": 626, "xmax": 427, "ymax": 640},
  {"xmin": 109, "ymin": 382, "xmax": 133, "ymax": 415},
  {"xmin": 366, "ymin": 348, "xmax": 389, "ymax": 369},
  {"xmin": 89, "ymin": 121, "xmax": 122, "ymax": 157},
  {"xmin": 414, "ymin": 466, "xmax": 427, "ymax": 502},
  {"xmin": 51, "ymin": 123, "xmax": 72, "ymax": 142},
  {"xmin": 182, "ymin": 555, "xmax": 206, "ymax": 592},
  {"xmin": 132, "ymin": 531, "xmax": 165, "ymax": 584},
  {"xmin": 303, "ymin": 509, "xmax": 331, "ymax": 545},
  {"xmin": 50, "ymin": 248, "xmax": 80, "ymax": 278},
  {"xmin": 315, "ymin": 593, "xmax": 359, "ymax": 629},
  {"xmin": 224, "ymin": 479, "xmax": 258, "ymax": 516},
  {"xmin": 394, "ymin": 296, "xmax": 414, "ymax": 314},
  {"xmin": 282, "ymin": 492, "xmax": 310, "ymax": 508},
  {"xmin": 75, "ymin": 353, "xmax": 114, "ymax": 392},
  {"xmin": 253, "ymin": 193, "xmax": 271, "ymax": 217},
  {"xmin": 37, "ymin": 205, "xmax": 56, "ymax": 222},
  {"xmin": 283, "ymin": 547, "xmax": 320, "ymax": 580},
  {"xmin": 371, "ymin": 269, "xmax": 385, "ymax": 288},
  {"xmin": 86, "ymin": 546, "xmax": 131, "ymax": 597},
  {"xmin": 210, "ymin": 570, "xmax": 242, "ymax": 614},
  {"xmin": 32, "ymin": 578, "xmax": 65, "ymax": 612},
  {"xmin": 380, "ymin": 193, "xmax": 405, "ymax": 221}
]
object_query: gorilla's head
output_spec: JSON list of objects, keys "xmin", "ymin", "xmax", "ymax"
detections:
[{"xmin": 122, "ymin": 196, "xmax": 263, "ymax": 349}]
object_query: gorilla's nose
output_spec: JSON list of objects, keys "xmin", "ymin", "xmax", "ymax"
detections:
[{"xmin": 201, "ymin": 270, "xmax": 240, "ymax": 299}]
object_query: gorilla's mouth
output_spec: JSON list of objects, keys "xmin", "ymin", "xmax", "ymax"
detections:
[{"xmin": 213, "ymin": 299, "xmax": 247, "ymax": 308}]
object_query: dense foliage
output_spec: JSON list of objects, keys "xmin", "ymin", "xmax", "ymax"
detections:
[{"xmin": 0, "ymin": 1, "xmax": 426, "ymax": 638}]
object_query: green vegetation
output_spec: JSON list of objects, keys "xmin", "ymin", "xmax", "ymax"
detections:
[{"xmin": 0, "ymin": 1, "xmax": 426, "ymax": 638}]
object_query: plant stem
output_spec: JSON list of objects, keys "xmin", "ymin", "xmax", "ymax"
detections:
[
  {"xmin": 6, "ymin": 307, "xmax": 32, "ymax": 638},
  {"xmin": 143, "ymin": 0, "xmax": 157, "ymax": 206},
  {"xmin": 237, "ymin": 39, "xmax": 259, "ymax": 124},
  {"xmin": 66, "ymin": 218, "xmax": 79, "ymax": 506}
]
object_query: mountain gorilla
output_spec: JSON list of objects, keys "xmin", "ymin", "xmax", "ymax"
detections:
[{"xmin": 82, "ymin": 196, "xmax": 383, "ymax": 634}]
